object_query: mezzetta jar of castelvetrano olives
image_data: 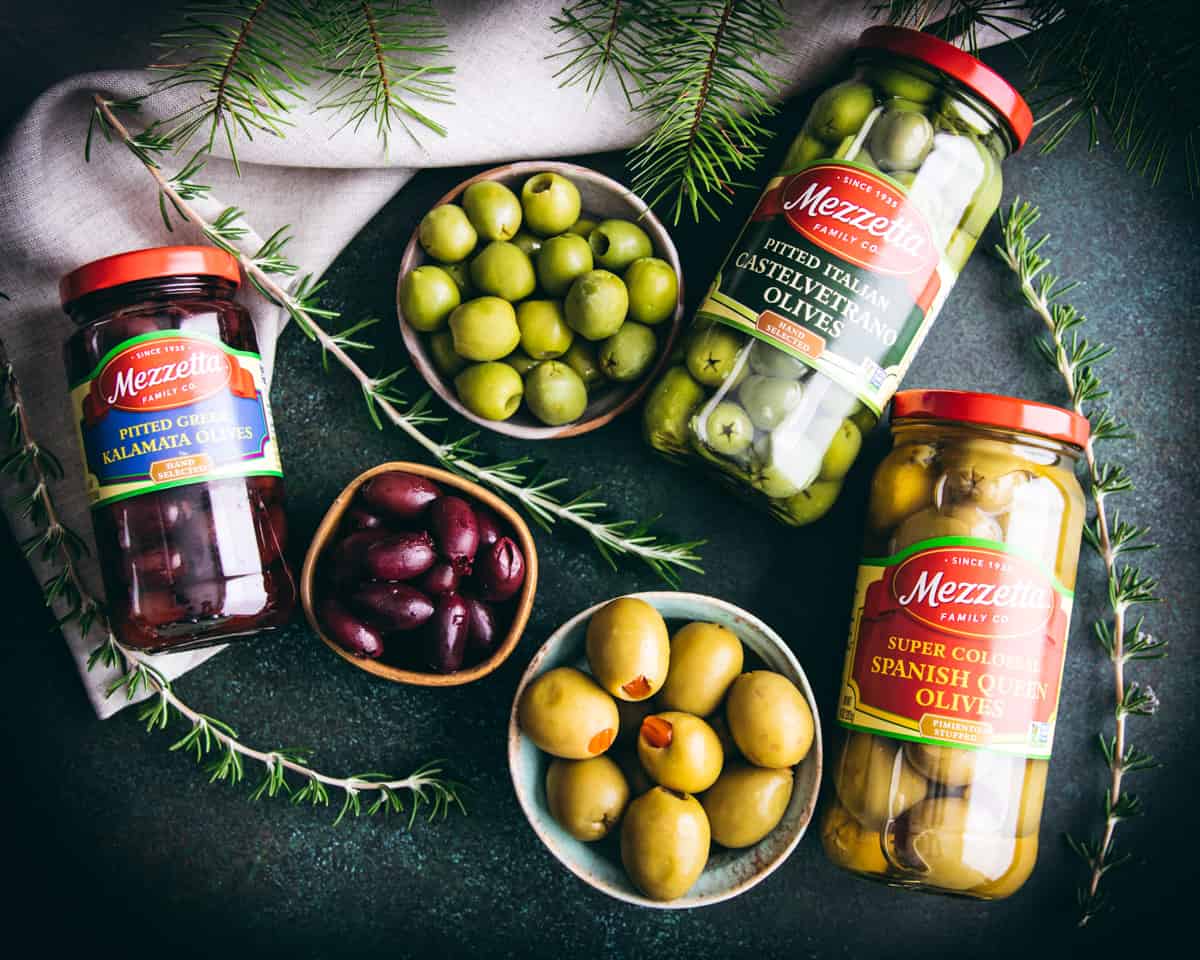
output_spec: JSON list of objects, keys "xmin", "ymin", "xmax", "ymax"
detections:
[
  {"xmin": 61, "ymin": 247, "xmax": 295, "ymax": 653},
  {"xmin": 644, "ymin": 27, "xmax": 1032, "ymax": 525},
  {"xmin": 823, "ymin": 390, "xmax": 1089, "ymax": 898}
]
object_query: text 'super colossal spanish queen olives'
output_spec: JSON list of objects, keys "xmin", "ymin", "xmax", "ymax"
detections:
[
  {"xmin": 823, "ymin": 390, "xmax": 1089, "ymax": 899},
  {"xmin": 642, "ymin": 27, "xmax": 1032, "ymax": 527}
]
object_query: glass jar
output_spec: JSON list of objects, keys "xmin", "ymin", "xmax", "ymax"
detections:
[
  {"xmin": 822, "ymin": 390, "xmax": 1089, "ymax": 899},
  {"xmin": 643, "ymin": 27, "xmax": 1032, "ymax": 525},
  {"xmin": 61, "ymin": 246, "xmax": 295, "ymax": 653}
]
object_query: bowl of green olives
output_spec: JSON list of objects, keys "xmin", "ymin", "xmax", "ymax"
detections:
[
  {"xmin": 397, "ymin": 162, "xmax": 684, "ymax": 439},
  {"xmin": 508, "ymin": 592, "xmax": 822, "ymax": 908}
]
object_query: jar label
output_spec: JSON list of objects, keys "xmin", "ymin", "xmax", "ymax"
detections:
[
  {"xmin": 69, "ymin": 330, "xmax": 283, "ymax": 507},
  {"xmin": 696, "ymin": 161, "xmax": 944, "ymax": 414},
  {"xmin": 838, "ymin": 537, "xmax": 1073, "ymax": 759}
]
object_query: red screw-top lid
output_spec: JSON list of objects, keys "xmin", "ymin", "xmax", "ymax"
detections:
[
  {"xmin": 892, "ymin": 389, "xmax": 1090, "ymax": 448},
  {"xmin": 856, "ymin": 25, "xmax": 1033, "ymax": 148},
  {"xmin": 60, "ymin": 246, "xmax": 241, "ymax": 307}
]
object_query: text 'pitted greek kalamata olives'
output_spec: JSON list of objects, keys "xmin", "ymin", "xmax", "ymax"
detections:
[
  {"xmin": 404, "ymin": 170, "xmax": 680, "ymax": 428},
  {"xmin": 317, "ymin": 470, "xmax": 528, "ymax": 673}
]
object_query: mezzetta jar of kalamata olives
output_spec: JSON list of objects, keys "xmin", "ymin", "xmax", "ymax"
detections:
[
  {"xmin": 823, "ymin": 390, "xmax": 1088, "ymax": 898},
  {"xmin": 644, "ymin": 27, "xmax": 1032, "ymax": 525},
  {"xmin": 61, "ymin": 246, "xmax": 295, "ymax": 653}
]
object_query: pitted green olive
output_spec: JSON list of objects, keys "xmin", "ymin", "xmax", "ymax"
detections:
[
  {"xmin": 586, "ymin": 597, "xmax": 670, "ymax": 701},
  {"xmin": 891, "ymin": 504, "xmax": 1002, "ymax": 552},
  {"xmin": 739, "ymin": 374, "xmax": 803, "ymax": 430},
  {"xmin": 819, "ymin": 419, "xmax": 863, "ymax": 481},
  {"xmin": 808, "ymin": 81, "xmax": 876, "ymax": 140},
  {"xmin": 702, "ymin": 764, "xmax": 793, "ymax": 848},
  {"xmin": 638, "ymin": 711, "xmax": 724, "ymax": 794},
  {"xmin": 868, "ymin": 109, "xmax": 935, "ymax": 172},
  {"xmin": 518, "ymin": 666, "xmax": 619, "ymax": 759},
  {"xmin": 546, "ymin": 756, "xmax": 630, "ymax": 842},
  {"xmin": 704, "ymin": 402, "xmax": 754, "ymax": 457},
  {"xmin": 686, "ymin": 327, "xmax": 746, "ymax": 386},
  {"xmin": 462, "ymin": 180, "xmax": 522, "ymax": 241},
  {"xmin": 418, "ymin": 204, "xmax": 477, "ymax": 263},
  {"xmin": 726, "ymin": 671, "xmax": 813, "ymax": 768},
  {"xmin": 749, "ymin": 342, "xmax": 809, "ymax": 379},
  {"xmin": 620, "ymin": 787, "xmax": 710, "ymax": 901},
  {"xmin": 749, "ymin": 438, "xmax": 802, "ymax": 500},
  {"xmin": 521, "ymin": 172, "xmax": 582, "ymax": 237},
  {"xmin": 835, "ymin": 732, "xmax": 928, "ymax": 831},
  {"xmin": 599, "ymin": 322, "xmax": 657, "ymax": 382},
  {"xmin": 784, "ymin": 478, "xmax": 842, "ymax": 525},
  {"xmin": 658, "ymin": 622, "xmax": 744, "ymax": 717},
  {"xmin": 644, "ymin": 366, "xmax": 706, "ymax": 457},
  {"xmin": 469, "ymin": 241, "xmax": 536, "ymax": 301},
  {"xmin": 903, "ymin": 797, "xmax": 1013, "ymax": 891},
  {"xmin": 939, "ymin": 452, "xmax": 1033, "ymax": 515},
  {"xmin": 448, "ymin": 296, "xmax": 520, "ymax": 361},
  {"xmin": 589, "ymin": 219, "xmax": 653, "ymax": 271}
]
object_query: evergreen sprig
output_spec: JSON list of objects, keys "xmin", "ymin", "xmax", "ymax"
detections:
[{"xmin": 997, "ymin": 199, "xmax": 1165, "ymax": 925}]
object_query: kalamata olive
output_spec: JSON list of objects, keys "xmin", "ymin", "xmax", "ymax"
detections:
[
  {"xmin": 476, "ymin": 537, "xmax": 526, "ymax": 601},
  {"xmin": 130, "ymin": 588, "xmax": 185, "ymax": 626},
  {"xmin": 259, "ymin": 502, "xmax": 288, "ymax": 567},
  {"xmin": 321, "ymin": 595, "xmax": 385, "ymax": 658},
  {"xmin": 126, "ymin": 547, "xmax": 184, "ymax": 588},
  {"xmin": 421, "ymin": 560, "xmax": 461, "ymax": 595},
  {"xmin": 426, "ymin": 592, "xmax": 469, "ymax": 673},
  {"xmin": 345, "ymin": 505, "xmax": 385, "ymax": 530},
  {"xmin": 363, "ymin": 531, "xmax": 436, "ymax": 581},
  {"xmin": 176, "ymin": 579, "xmax": 227, "ymax": 618},
  {"xmin": 349, "ymin": 581, "xmax": 435, "ymax": 631},
  {"xmin": 464, "ymin": 595, "xmax": 499, "ymax": 656},
  {"xmin": 360, "ymin": 471, "xmax": 442, "ymax": 520},
  {"xmin": 429, "ymin": 496, "xmax": 480, "ymax": 572},
  {"xmin": 329, "ymin": 529, "xmax": 390, "ymax": 583},
  {"xmin": 473, "ymin": 506, "xmax": 505, "ymax": 548}
]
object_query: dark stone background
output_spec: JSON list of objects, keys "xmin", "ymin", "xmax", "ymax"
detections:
[{"xmin": 1, "ymin": 7, "xmax": 1195, "ymax": 958}]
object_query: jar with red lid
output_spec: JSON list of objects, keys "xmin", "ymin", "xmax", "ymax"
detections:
[
  {"xmin": 644, "ymin": 27, "xmax": 1033, "ymax": 526},
  {"xmin": 61, "ymin": 246, "xmax": 295, "ymax": 653},
  {"xmin": 822, "ymin": 390, "xmax": 1089, "ymax": 898}
]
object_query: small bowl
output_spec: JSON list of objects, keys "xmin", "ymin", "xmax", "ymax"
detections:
[
  {"xmin": 301, "ymin": 461, "xmax": 538, "ymax": 687},
  {"xmin": 397, "ymin": 161, "xmax": 685, "ymax": 440},
  {"xmin": 507, "ymin": 592, "xmax": 822, "ymax": 908}
]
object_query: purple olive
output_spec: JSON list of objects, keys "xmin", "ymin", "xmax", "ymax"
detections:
[
  {"xmin": 476, "ymin": 537, "xmax": 526, "ymax": 601},
  {"xmin": 464, "ymin": 595, "xmax": 499, "ymax": 657},
  {"xmin": 360, "ymin": 471, "xmax": 441, "ymax": 520},
  {"xmin": 321, "ymin": 595, "xmax": 384, "ymax": 658},
  {"xmin": 329, "ymin": 529, "xmax": 390, "ymax": 583},
  {"xmin": 429, "ymin": 496, "xmax": 480, "ymax": 573},
  {"xmin": 349, "ymin": 582, "xmax": 435, "ymax": 632},
  {"xmin": 421, "ymin": 560, "xmax": 461, "ymax": 596},
  {"xmin": 126, "ymin": 547, "xmax": 184, "ymax": 588},
  {"xmin": 131, "ymin": 588, "xmax": 185, "ymax": 627},
  {"xmin": 345, "ymin": 505, "xmax": 385, "ymax": 531},
  {"xmin": 473, "ymin": 506, "xmax": 505, "ymax": 549},
  {"xmin": 426, "ymin": 592, "xmax": 469, "ymax": 673},
  {"xmin": 364, "ymin": 531, "xmax": 437, "ymax": 581}
]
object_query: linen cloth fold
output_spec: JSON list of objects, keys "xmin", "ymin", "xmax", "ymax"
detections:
[{"xmin": 0, "ymin": 1, "xmax": 1017, "ymax": 717}]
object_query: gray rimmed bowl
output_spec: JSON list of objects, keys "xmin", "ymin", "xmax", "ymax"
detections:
[
  {"xmin": 507, "ymin": 592, "xmax": 823, "ymax": 909},
  {"xmin": 397, "ymin": 161, "xmax": 684, "ymax": 441}
]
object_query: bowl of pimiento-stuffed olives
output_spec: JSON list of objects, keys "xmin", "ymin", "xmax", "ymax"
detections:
[
  {"xmin": 397, "ymin": 161, "xmax": 684, "ymax": 440},
  {"xmin": 508, "ymin": 592, "xmax": 822, "ymax": 908}
]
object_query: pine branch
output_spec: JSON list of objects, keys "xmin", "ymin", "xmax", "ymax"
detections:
[
  {"xmin": 549, "ymin": 0, "xmax": 656, "ymax": 104},
  {"xmin": 997, "ymin": 199, "xmax": 1164, "ymax": 926}
]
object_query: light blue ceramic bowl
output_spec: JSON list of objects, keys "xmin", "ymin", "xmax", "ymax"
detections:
[{"xmin": 507, "ymin": 592, "xmax": 823, "ymax": 909}]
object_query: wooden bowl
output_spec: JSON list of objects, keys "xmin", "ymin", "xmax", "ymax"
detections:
[
  {"xmin": 508, "ymin": 592, "xmax": 823, "ymax": 908},
  {"xmin": 397, "ymin": 161, "xmax": 684, "ymax": 440},
  {"xmin": 300, "ymin": 462, "xmax": 538, "ymax": 687}
]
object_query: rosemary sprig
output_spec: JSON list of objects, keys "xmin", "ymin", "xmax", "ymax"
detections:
[
  {"xmin": 88, "ymin": 95, "xmax": 704, "ymax": 585},
  {"xmin": 0, "ymin": 336, "xmax": 464, "ymax": 825},
  {"xmin": 997, "ymin": 199, "xmax": 1165, "ymax": 925}
]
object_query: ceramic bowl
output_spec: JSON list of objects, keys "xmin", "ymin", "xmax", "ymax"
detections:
[
  {"xmin": 507, "ymin": 592, "xmax": 822, "ymax": 908},
  {"xmin": 397, "ymin": 161, "xmax": 684, "ymax": 440},
  {"xmin": 300, "ymin": 461, "xmax": 538, "ymax": 687}
]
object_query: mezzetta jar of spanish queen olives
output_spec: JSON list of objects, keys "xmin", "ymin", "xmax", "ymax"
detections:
[
  {"xmin": 643, "ymin": 27, "xmax": 1032, "ymax": 525},
  {"xmin": 824, "ymin": 390, "xmax": 1089, "ymax": 898},
  {"xmin": 61, "ymin": 247, "xmax": 295, "ymax": 653}
]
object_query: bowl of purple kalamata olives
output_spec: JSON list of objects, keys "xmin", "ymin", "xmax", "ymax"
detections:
[{"xmin": 300, "ymin": 462, "xmax": 538, "ymax": 687}]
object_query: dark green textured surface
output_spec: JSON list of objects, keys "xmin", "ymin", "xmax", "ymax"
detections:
[{"xmin": 2, "ymin": 43, "xmax": 1196, "ymax": 958}]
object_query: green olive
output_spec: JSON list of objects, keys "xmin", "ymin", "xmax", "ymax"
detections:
[
  {"xmin": 885, "ymin": 97, "xmax": 928, "ymax": 114},
  {"xmin": 782, "ymin": 133, "xmax": 827, "ymax": 170},
  {"xmin": 819, "ymin": 419, "xmax": 863, "ymax": 481},
  {"xmin": 599, "ymin": 321, "xmax": 657, "ymax": 382},
  {"xmin": 971, "ymin": 835, "xmax": 1038, "ymax": 899},
  {"xmin": 469, "ymin": 241, "xmax": 536, "ymax": 301},
  {"xmin": 726, "ymin": 671, "xmax": 813, "ymax": 768},
  {"xmin": 620, "ymin": 787, "xmax": 710, "ymax": 901},
  {"xmin": 959, "ymin": 138, "xmax": 1004, "ymax": 237},
  {"xmin": 944, "ymin": 228, "xmax": 977, "ymax": 274},
  {"xmin": 961, "ymin": 753, "xmax": 1046, "ymax": 838},
  {"xmin": 702, "ymin": 764, "xmax": 793, "ymax": 848},
  {"xmin": 546, "ymin": 756, "xmax": 629, "ymax": 842},
  {"xmin": 704, "ymin": 402, "xmax": 753, "ymax": 457},
  {"xmin": 868, "ymin": 65, "xmax": 938, "ymax": 103},
  {"xmin": 686, "ymin": 326, "xmax": 746, "ymax": 387},
  {"xmin": 903, "ymin": 797, "xmax": 1013, "ymax": 891},
  {"xmin": 536, "ymin": 234, "xmax": 594, "ymax": 297},
  {"xmin": 643, "ymin": 366, "xmax": 706, "ymax": 456},
  {"xmin": 904, "ymin": 743, "xmax": 978, "ymax": 787},
  {"xmin": 834, "ymin": 732, "xmax": 928, "ymax": 831},
  {"xmin": 517, "ymin": 666, "xmax": 619, "ymax": 759},
  {"xmin": 822, "ymin": 800, "xmax": 889, "ymax": 875},
  {"xmin": 749, "ymin": 440, "xmax": 802, "ymax": 500},
  {"xmin": 565, "ymin": 217, "xmax": 598, "ymax": 238},
  {"xmin": 441, "ymin": 260, "xmax": 474, "ymax": 299},
  {"xmin": 429, "ymin": 329, "xmax": 466, "ymax": 377},
  {"xmin": 586, "ymin": 596, "xmax": 670, "ymax": 701},
  {"xmin": 623, "ymin": 257, "xmax": 678, "ymax": 326},
  {"xmin": 501, "ymin": 349, "xmax": 541, "ymax": 376},
  {"xmin": 448, "ymin": 296, "xmax": 520, "ymax": 361},
  {"xmin": 462, "ymin": 179, "xmax": 522, "ymax": 241},
  {"xmin": 589, "ymin": 219, "xmax": 653, "ymax": 271},
  {"xmin": 564, "ymin": 269, "xmax": 629, "ymax": 341},
  {"xmin": 808, "ymin": 81, "xmax": 876, "ymax": 141},
  {"xmin": 658, "ymin": 622, "xmax": 744, "ymax": 717},
  {"xmin": 521, "ymin": 171, "xmax": 582, "ymax": 236},
  {"xmin": 524, "ymin": 360, "xmax": 588, "ymax": 426},
  {"xmin": 783, "ymin": 478, "xmax": 842, "ymax": 525},
  {"xmin": 739, "ymin": 374, "xmax": 803, "ymax": 430},
  {"xmin": 418, "ymin": 203, "xmax": 478, "ymax": 263},
  {"xmin": 638, "ymin": 711, "xmax": 724, "ymax": 794},
  {"xmin": 454, "ymin": 362, "xmax": 524, "ymax": 421},
  {"xmin": 849, "ymin": 402, "xmax": 878, "ymax": 436},
  {"xmin": 562, "ymin": 338, "xmax": 604, "ymax": 388},
  {"xmin": 868, "ymin": 109, "xmax": 935, "ymax": 172},
  {"xmin": 891, "ymin": 504, "xmax": 1002, "ymax": 552},
  {"xmin": 516, "ymin": 299, "xmax": 574, "ymax": 359},
  {"xmin": 867, "ymin": 445, "xmax": 937, "ymax": 534},
  {"xmin": 749, "ymin": 342, "xmax": 809, "ymax": 379},
  {"xmin": 939, "ymin": 449, "xmax": 1033, "ymax": 514},
  {"xmin": 399, "ymin": 264, "xmax": 461, "ymax": 333},
  {"xmin": 511, "ymin": 230, "xmax": 543, "ymax": 257}
]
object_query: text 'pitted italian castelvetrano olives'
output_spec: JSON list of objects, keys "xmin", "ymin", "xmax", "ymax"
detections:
[
  {"xmin": 518, "ymin": 596, "xmax": 813, "ymax": 902},
  {"xmin": 643, "ymin": 27, "xmax": 1032, "ymax": 526},
  {"xmin": 406, "ymin": 171, "xmax": 680, "ymax": 428},
  {"xmin": 823, "ymin": 389, "xmax": 1090, "ymax": 899}
]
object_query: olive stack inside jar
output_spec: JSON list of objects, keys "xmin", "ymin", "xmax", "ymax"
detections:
[
  {"xmin": 644, "ymin": 27, "xmax": 1032, "ymax": 525},
  {"xmin": 824, "ymin": 390, "xmax": 1089, "ymax": 898},
  {"xmin": 317, "ymin": 470, "xmax": 527, "ymax": 673}
]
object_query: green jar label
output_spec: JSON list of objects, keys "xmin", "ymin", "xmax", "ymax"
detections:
[{"xmin": 696, "ymin": 161, "xmax": 946, "ymax": 415}]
